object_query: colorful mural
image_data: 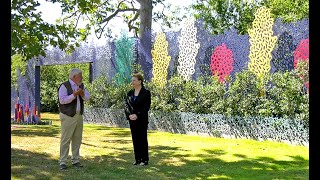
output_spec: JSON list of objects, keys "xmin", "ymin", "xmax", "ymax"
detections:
[
  {"xmin": 248, "ymin": 6, "xmax": 278, "ymax": 79},
  {"xmin": 151, "ymin": 32, "xmax": 171, "ymax": 88},
  {"xmin": 210, "ymin": 43, "xmax": 234, "ymax": 83},
  {"xmin": 177, "ymin": 19, "xmax": 200, "ymax": 81}
]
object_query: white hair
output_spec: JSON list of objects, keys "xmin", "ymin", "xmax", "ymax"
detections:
[{"xmin": 69, "ymin": 68, "xmax": 82, "ymax": 79}]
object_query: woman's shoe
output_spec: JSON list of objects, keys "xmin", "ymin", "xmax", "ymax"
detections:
[
  {"xmin": 138, "ymin": 161, "xmax": 148, "ymax": 166},
  {"xmin": 133, "ymin": 160, "xmax": 141, "ymax": 165}
]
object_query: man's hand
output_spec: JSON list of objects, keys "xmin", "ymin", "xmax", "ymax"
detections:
[
  {"xmin": 73, "ymin": 88, "xmax": 84, "ymax": 97},
  {"xmin": 79, "ymin": 89, "xmax": 85, "ymax": 97}
]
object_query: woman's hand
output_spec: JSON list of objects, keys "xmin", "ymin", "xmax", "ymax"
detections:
[{"xmin": 129, "ymin": 114, "xmax": 138, "ymax": 120}]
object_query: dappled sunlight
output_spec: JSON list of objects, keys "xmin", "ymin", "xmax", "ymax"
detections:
[
  {"xmin": 159, "ymin": 157, "xmax": 186, "ymax": 166},
  {"xmin": 11, "ymin": 113, "xmax": 308, "ymax": 179}
]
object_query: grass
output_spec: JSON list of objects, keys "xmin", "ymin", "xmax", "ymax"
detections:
[{"xmin": 11, "ymin": 113, "xmax": 309, "ymax": 180}]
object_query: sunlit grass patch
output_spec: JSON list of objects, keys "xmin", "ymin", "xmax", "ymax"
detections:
[{"xmin": 11, "ymin": 113, "xmax": 309, "ymax": 180}]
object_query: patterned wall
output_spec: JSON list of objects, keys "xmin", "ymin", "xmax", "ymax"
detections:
[
  {"xmin": 177, "ymin": 19, "xmax": 200, "ymax": 81},
  {"xmin": 248, "ymin": 7, "xmax": 278, "ymax": 79},
  {"xmin": 151, "ymin": 32, "xmax": 171, "ymax": 88},
  {"xmin": 12, "ymin": 6, "xmax": 309, "ymax": 119},
  {"xmin": 83, "ymin": 108, "xmax": 309, "ymax": 147}
]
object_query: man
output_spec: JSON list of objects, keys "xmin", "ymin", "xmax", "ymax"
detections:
[{"xmin": 58, "ymin": 68, "xmax": 90, "ymax": 170}]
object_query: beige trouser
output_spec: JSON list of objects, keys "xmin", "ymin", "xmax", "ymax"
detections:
[{"xmin": 59, "ymin": 113, "xmax": 83, "ymax": 165}]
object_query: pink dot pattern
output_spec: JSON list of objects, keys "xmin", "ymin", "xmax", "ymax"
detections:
[
  {"xmin": 293, "ymin": 38, "xmax": 309, "ymax": 69},
  {"xmin": 210, "ymin": 43, "xmax": 234, "ymax": 82},
  {"xmin": 293, "ymin": 38, "xmax": 309, "ymax": 92}
]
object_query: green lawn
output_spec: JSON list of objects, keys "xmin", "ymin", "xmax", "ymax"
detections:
[{"xmin": 11, "ymin": 113, "xmax": 309, "ymax": 180}]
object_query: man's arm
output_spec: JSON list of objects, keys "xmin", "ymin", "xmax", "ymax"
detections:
[{"xmin": 58, "ymin": 84, "xmax": 76, "ymax": 104}]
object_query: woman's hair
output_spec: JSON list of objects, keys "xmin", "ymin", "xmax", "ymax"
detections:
[{"xmin": 132, "ymin": 72, "xmax": 144, "ymax": 87}]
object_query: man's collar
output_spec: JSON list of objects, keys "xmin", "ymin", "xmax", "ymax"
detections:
[{"xmin": 69, "ymin": 79, "xmax": 77, "ymax": 86}]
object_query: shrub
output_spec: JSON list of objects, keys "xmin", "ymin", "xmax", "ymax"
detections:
[
  {"xmin": 224, "ymin": 70, "xmax": 262, "ymax": 117},
  {"xmin": 265, "ymin": 71, "xmax": 308, "ymax": 121}
]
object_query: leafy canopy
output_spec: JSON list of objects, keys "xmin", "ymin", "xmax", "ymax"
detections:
[
  {"xmin": 11, "ymin": 0, "xmax": 91, "ymax": 60},
  {"xmin": 192, "ymin": 0, "xmax": 309, "ymax": 35}
]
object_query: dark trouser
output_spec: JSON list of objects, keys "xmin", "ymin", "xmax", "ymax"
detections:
[{"xmin": 129, "ymin": 120, "xmax": 149, "ymax": 162}]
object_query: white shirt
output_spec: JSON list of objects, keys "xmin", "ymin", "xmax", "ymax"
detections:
[{"xmin": 58, "ymin": 79, "xmax": 90, "ymax": 112}]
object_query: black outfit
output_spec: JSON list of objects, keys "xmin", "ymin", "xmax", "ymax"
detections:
[{"xmin": 124, "ymin": 87, "xmax": 151, "ymax": 164}]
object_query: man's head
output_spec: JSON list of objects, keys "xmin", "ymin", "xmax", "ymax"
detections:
[{"xmin": 69, "ymin": 68, "xmax": 83, "ymax": 85}]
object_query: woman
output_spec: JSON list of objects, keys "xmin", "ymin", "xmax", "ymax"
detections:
[{"xmin": 124, "ymin": 73, "xmax": 151, "ymax": 166}]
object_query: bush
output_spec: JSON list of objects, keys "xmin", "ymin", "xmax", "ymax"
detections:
[
  {"xmin": 86, "ymin": 75, "xmax": 131, "ymax": 109},
  {"xmin": 264, "ymin": 71, "xmax": 308, "ymax": 121},
  {"xmin": 80, "ymin": 70, "xmax": 309, "ymax": 122},
  {"xmin": 224, "ymin": 70, "xmax": 262, "ymax": 117}
]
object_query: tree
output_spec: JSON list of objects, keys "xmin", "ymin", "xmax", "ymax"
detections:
[
  {"xmin": 12, "ymin": 0, "xmax": 174, "ymax": 62},
  {"xmin": 191, "ymin": 0, "xmax": 309, "ymax": 35},
  {"xmin": 47, "ymin": 0, "xmax": 176, "ymax": 81},
  {"xmin": 263, "ymin": 0, "xmax": 309, "ymax": 23},
  {"xmin": 192, "ymin": 0, "xmax": 262, "ymax": 35},
  {"xmin": 49, "ymin": 0, "xmax": 168, "ymax": 42},
  {"xmin": 11, "ymin": 0, "xmax": 91, "ymax": 60}
]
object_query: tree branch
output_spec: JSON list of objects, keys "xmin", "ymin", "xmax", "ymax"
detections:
[
  {"xmin": 128, "ymin": 11, "xmax": 140, "ymax": 31},
  {"xmin": 96, "ymin": 5, "xmax": 138, "ymax": 39}
]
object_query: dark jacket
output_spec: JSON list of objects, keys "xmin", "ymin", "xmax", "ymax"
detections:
[
  {"xmin": 58, "ymin": 81, "xmax": 84, "ymax": 117},
  {"xmin": 124, "ymin": 87, "xmax": 151, "ymax": 122}
]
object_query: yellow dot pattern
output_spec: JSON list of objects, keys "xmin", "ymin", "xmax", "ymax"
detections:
[
  {"xmin": 248, "ymin": 6, "xmax": 277, "ymax": 78},
  {"xmin": 151, "ymin": 32, "xmax": 171, "ymax": 88}
]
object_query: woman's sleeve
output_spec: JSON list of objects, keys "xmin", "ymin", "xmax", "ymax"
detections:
[
  {"xmin": 124, "ymin": 93, "xmax": 131, "ymax": 120},
  {"xmin": 136, "ymin": 90, "xmax": 151, "ymax": 119}
]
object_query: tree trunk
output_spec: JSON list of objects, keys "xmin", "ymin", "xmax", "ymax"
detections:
[
  {"xmin": 137, "ymin": 0, "xmax": 153, "ymax": 80},
  {"xmin": 138, "ymin": 0, "xmax": 153, "ymax": 38}
]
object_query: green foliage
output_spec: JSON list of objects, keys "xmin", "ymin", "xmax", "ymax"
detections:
[
  {"xmin": 295, "ymin": 60, "xmax": 309, "ymax": 83},
  {"xmin": 86, "ymin": 69, "xmax": 308, "ymax": 121},
  {"xmin": 107, "ymin": 83, "xmax": 132, "ymax": 109},
  {"xmin": 131, "ymin": 63, "xmax": 144, "ymax": 75},
  {"xmin": 82, "ymin": 75, "xmax": 110, "ymax": 108},
  {"xmin": 86, "ymin": 75, "xmax": 131, "ymax": 109},
  {"xmin": 262, "ymin": 0, "xmax": 309, "ymax": 23},
  {"xmin": 198, "ymin": 76, "xmax": 227, "ymax": 114},
  {"xmin": 177, "ymin": 76, "xmax": 226, "ymax": 114},
  {"xmin": 11, "ymin": 54, "xmax": 27, "ymax": 88},
  {"xmin": 145, "ymin": 75, "xmax": 226, "ymax": 114},
  {"xmin": 225, "ymin": 70, "xmax": 262, "ymax": 117},
  {"xmin": 146, "ymin": 80, "xmax": 177, "ymax": 112},
  {"xmin": 192, "ymin": 0, "xmax": 309, "ymax": 35},
  {"xmin": 264, "ymin": 71, "xmax": 308, "ymax": 121},
  {"xmin": 192, "ymin": 0, "xmax": 262, "ymax": 35},
  {"xmin": 68, "ymin": 67, "xmax": 308, "ymax": 122},
  {"xmin": 11, "ymin": 0, "xmax": 90, "ymax": 60}
]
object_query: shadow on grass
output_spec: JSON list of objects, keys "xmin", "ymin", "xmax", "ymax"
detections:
[
  {"xmin": 11, "ymin": 119, "xmax": 308, "ymax": 179},
  {"xmin": 10, "ymin": 123, "xmax": 132, "ymax": 138},
  {"xmin": 12, "ymin": 144, "xmax": 308, "ymax": 180},
  {"xmin": 11, "ymin": 124, "xmax": 60, "ymax": 137}
]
